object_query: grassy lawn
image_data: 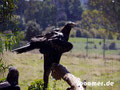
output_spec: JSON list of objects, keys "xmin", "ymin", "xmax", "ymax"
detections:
[
  {"xmin": 1, "ymin": 51, "xmax": 120, "ymax": 90},
  {"xmin": 69, "ymin": 38, "xmax": 120, "ymax": 58},
  {"xmin": 0, "ymin": 37, "xmax": 120, "ymax": 90}
]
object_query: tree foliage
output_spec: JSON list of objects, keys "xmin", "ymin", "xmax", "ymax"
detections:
[
  {"xmin": 28, "ymin": 79, "xmax": 51, "ymax": 90},
  {"xmin": 25, "ymin": 21, "xmax": 42, "ymax": 41},
  {"xmin": 0, "ymin": 0, "xmax": 22, "ymax": 53},
  {"xmin": 22, "ymin": 0, "xmax": 83, "ymax": 29},
  {"xmin": 87, "ymin": 0, "xmax": 120, "ymax": 33},
  {"xmin": 0, "ymin": 0, "xmax": 18, "ymax": 32},
  {"xmin": 80, "ymin": 9, "xmax": 110, "ymax": 30}
]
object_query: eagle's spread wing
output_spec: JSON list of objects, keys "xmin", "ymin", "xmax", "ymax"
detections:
[
  {"xmin": 13, "ymin": 28, "xmax": 73, "ymax": 54},
  {"xmin": 37, "ymin": 30, "xmax": 73, "ymax": 54},
  {"xmin": 12, "ymin": 22, "xmax": 75, "ymax": 54}
]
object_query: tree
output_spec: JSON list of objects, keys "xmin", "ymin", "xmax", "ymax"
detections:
[
  {"xmin": 36, "ymin": 0, "xmax": 57, "ymax": 29},
  {"xmin": 80, "ymin": 10, "xmax": 110, "ymax": 30},
  {"xmin": 86, "ymin": 0, "xmax": 120, "ymax": 60},
  {"xmin": 24, "ymin": 0, "xmax": 57, "ymax": 29},
  {"xmin": 69, "ymin": 0, "xmax": 83, "ymax": 21},
  {"xmin": 25, "ymin": 21, "xmax": 42, "ymax": 41},
  {"xmin": 52, "ymin": 0, "xmax": 83, "ymax": 21},
  {"xmin": 23, "ymin": 0, "xmax": 83, "ymax": 29},
  {"xmin": 24, "ymin": 0, "xmax": 40, "ymax": 22},
  {"xmin": 0, "ymin": 0, "xmax": 22, "ymax": 53},
  {"xmin": 15, "ymin": 0, "xmax": 26, "ymax": 29},
  {"xmin": 76, "ymin": 30, "xmax": 81, "ymax": 37},
  {"xmin": 87, "ymin": 0, "xmax": 120, "ymax": 33},
  {"xmin": 0, "ymin": 0, "xmax": 18, "ymax": 32}
]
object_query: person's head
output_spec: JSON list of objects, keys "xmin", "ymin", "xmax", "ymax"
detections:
[{"xmin": 7, "ymin": 66, "xmax": 19, "ymax": 86}]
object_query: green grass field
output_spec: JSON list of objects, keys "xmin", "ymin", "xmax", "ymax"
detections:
[
  {"xmin": 0, "ymin": 37, "xmax": 120, "ymax": 90},
  {"xmin": 69, "ymin": 38, "xmax": 120, "ymax": 59}
]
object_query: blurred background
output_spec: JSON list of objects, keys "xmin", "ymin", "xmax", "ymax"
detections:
[{"xmin": 0, "ymin": 0, "xmax": 120, "ymax": 90}]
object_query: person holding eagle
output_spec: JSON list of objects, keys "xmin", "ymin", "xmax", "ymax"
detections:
[{"xmin": 12, "ymin": 21, "xmax": 76, "ymax": 89}]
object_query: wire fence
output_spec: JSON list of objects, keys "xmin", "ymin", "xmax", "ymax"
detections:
[{"xmin": 69, "ymin": 38, "xmax": 120, "ymax": 60}]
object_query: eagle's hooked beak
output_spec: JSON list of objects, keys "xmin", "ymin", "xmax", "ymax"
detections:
[
  {"xmin": 68, "ymin": 22, "xmax": 76, "ymax": 27},
  {"xmin": 71, "ymin": 22, "xmax": 76, "ymax": 27},
  {"xmin": 66, "ymin": 21, "xmax": 76, "ymax": 26}
]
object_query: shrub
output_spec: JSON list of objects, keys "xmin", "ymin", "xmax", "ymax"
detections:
[
  {"xmin": 0, "ymin": 78, "xmax": 6, "ymax": 83},
  {"xmin": 0, "ymin": 58, "xmax": 12, "ymax": 76},
  {"xmin": 109, "ymin": 42, "xmax": 116, "ymax": 50},
  {"xmin": 91, "ymin": 29, "xmax": 103, "ymax": 39},
  {"xmin": 76, "ymin": 30, "xmax": 81, "ymax": 37},
  {"xmin": 117, "ymin": 34, "xmax": 120, "ymax": 40},
  {"xmin": 94, "ymin": 44, "xmax": 97, "ymax": 49},
  {"xmin": 70, "ymin": 29, "xmax": 76, "ymax": 37},
  {"xmin": 108, "ymin": 32, "xmax": 114, "ymax": 40},
  {"xmin": 81, "ymin": 30, "xmax": 92, "ymax": 38},
  {"xmin": 103, "ymin": 44, "xmax": 109, "ymax": 50},
  {"xmin": 28, "ymin": 79, "xmax": 51, "ymax": 90},
  {"xmin": 25, "ymin": 21, "xmax": 42, "ymax": 41},
  {"xmin": 99, "ymin": 41, "xmax": 102, "ymax": 45},
  {"xmin": 90, "ymin": 29, "xmax": 97, "ymax": 38}
]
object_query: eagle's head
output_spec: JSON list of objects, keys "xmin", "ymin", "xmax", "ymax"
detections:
[
  {"xmin": 61, "ymin": 21, "xmax": 76, "ymax": 41},
  {"xmin": 65, "ymin": 21, "xmax": 76, "ymax": 28}
]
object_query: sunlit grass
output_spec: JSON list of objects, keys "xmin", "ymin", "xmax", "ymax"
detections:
[
  {"xmin": 1, "ymin": 37, "xmax": 120, "ymax": 90},
  {"xmin": 69, "ymin": 37, "xmax": 120, "ymax": 58},
  {"xmin": 1, "ymin": 50, "xmax": 120, "ymax": 90}
]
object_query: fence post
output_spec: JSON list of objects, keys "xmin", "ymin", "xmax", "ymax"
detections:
[{"xmin": 86, "ymin": 37, "xmax": 88, "ymax": 57}]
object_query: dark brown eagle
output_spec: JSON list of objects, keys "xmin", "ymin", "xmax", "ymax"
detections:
[{"xmin": 12, "ymin": 21, "xmax": 76, "ymax": 89}]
